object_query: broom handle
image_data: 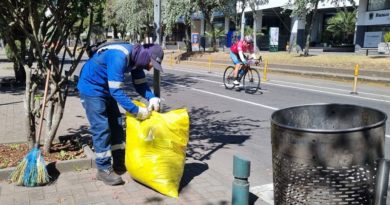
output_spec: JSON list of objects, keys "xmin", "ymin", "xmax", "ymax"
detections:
[{"xmin": 36, "ymin": 67, "xmax": 52, "ymax": 146}]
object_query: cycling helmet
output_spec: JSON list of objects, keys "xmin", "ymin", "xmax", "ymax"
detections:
[{"xmin": 244, "ymin": 35, "xmax": 254, "ymax": 44}]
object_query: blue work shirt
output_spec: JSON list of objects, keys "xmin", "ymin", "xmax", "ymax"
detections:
[{"xmin": 77, "ymin": 43, "xmax": 155, "ymax": 115}]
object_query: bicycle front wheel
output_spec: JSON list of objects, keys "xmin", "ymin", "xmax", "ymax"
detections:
[
  {"xmin": 243, "ymin": 68, "xmax": 261, "ymax": 94},
  {"xmin": 223, "ymin": 66, "xmax": 235, "ymax": 90}
]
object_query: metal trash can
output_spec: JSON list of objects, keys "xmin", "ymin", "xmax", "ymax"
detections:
[{"xmin": 271, "ymin": 104, "xmax": 387, "ymax": 204}]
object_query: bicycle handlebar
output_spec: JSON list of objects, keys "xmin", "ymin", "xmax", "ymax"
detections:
[{"xmin": 247, "ymin": 59, "xmax": 261, "ymax": 65}]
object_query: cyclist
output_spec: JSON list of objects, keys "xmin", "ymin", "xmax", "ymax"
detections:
[{"xmin": 229, "ymin": 35, "xmax": 256, "ymax": 86}]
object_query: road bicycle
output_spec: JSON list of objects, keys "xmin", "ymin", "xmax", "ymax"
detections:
[{"xmin": 223, "ymin": 56, "xmax": 262, "ymax": 94}]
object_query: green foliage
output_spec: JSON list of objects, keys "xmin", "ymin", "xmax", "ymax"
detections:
[
  {"xmin": 326, "ymin": 10, "xmax": 356, "ymax": 45},
  {"xmin": 287, "ymin": 0, "xmax": 356, "ymax": 18},
  {"xmin": 163, "ymin": 0, "xmax": 197, "ymax": 36},
  {"xmin": 112, "ymin": 0, "xmax": 154, "ymax": 38},
  {"xmin": 205, "ymin": 28, "xmax": 225, "ymax": 38},
  {"xmin": 9, "ymin": 144, "xmax": 21, "ymax": 150},
  {"xmin": 244, "ymin": 26, "xmax": 264, "ymax": 37},
  {"xmin": 0, "ymin": 157, "xmax": 10, "ymax": 168},
  {"xmin": 4, "ymin": 41, "xmax": 21, "ymax": 61},
  {"xmin": 384, "ymin": 32, "xmax": 390, "ymax": 43},
  {"xmin": 58, "ymin": 150, "xmax": 75, "ymax": 160}
]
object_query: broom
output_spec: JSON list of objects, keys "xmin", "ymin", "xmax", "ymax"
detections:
[{"xmin": 10, "ymin": 67, "xmax": 51, "ymax": 186}]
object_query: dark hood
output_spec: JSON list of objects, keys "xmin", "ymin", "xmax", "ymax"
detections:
[{"xmin": 130, "ymin": 44, "xmax": 151, "ymax": 69}]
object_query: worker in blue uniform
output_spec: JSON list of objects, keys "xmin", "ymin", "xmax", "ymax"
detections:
[{"xmin": 77, "ymin": 42, "xmax": 164, "ymax": 185}]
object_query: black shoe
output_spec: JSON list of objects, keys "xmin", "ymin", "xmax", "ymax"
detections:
[{"xmin": 96, "ymin": 167, "xmax": 124, "ymax": 186}]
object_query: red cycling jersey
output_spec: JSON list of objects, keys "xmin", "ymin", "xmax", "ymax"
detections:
[{"xmin": 230, "ymin": 40, "xmax": 254, "ymax": 54}]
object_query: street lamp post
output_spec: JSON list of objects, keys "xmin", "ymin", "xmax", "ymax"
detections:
[{"xmin": 153, "ymin": 0, "xmax": 161, "ymax": 98}]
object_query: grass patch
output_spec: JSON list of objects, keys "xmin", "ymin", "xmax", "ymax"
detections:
[{"xmin": 261, "ymin": 52, "xmax": 390, "ymax": 71}]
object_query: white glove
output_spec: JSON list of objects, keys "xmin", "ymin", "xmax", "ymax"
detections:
[
  {"xmin": 148, "ymin": 97, "xmax": 161, "ymax": 112},
  {"xmin": 136, "ymin": 107, "xmax": 151, "ymax": 120}
]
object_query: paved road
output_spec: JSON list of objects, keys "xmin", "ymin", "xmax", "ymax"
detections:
[{"xmin": 149, "ymin": 64, "xmax": 390, "ymax": 198}]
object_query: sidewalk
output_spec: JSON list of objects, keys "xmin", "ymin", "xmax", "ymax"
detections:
[
  {"xmin": 0, "ymin": 58, "xmax": 267, "ymax": 205},
  {"xmin": 0, "ymin": 158, "xmax": 237, "ymax": 205}
]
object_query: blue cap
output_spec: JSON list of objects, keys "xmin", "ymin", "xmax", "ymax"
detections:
[{"xmin": 147, "ymin": 44, "xmax": 164, "ymax": 71}]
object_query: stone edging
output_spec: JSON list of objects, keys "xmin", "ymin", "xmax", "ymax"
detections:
[{"xmin": 0, "ymin": 145, "xmax": 95, "ymax": 181}]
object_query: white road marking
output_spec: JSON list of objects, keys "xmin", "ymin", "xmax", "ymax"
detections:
[
  {"xmin": 271, "ymin": 79, "xmax": 390, "ymax": 99},
  {"xmin": 162, "ymin": 80, "xmax": 278, "ymax": 111},
  {"xmin": 167, "ymin": 67, "xmax": 390, "ymax": 104},
  {"xmin": 266, "ymin": 82, "xmax": 390, "ymax": 104},
  {"xmin": 165, "ymin": 67, "xmax": 390, "ymax": 137}
]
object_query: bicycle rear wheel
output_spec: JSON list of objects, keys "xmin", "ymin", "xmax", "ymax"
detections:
[
  {"xmin": 243, "ymin": 68, "xmax": 261, "ymax": 94},
  {"xmin": 223, "ymin": 66, "xmax": 235, "ymax": 90}
]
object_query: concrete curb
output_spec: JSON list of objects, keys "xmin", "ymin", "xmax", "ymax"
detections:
[
  {"xmin": 172, "ymin": 60, "xmax": 390, "ymax": 85},
  {"xmin": 0, "ymin": 146, "xmax": 94, "ymax": 181}
]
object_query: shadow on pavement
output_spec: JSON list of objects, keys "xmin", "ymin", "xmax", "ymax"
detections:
[
  {"xmin": 46, "ymin": 161, "xmax": 61, "ymax": 184},
  {"xmin": 249, "ymin": 192, "xmax": 260, "ymax": 205},
  {"xmin": 187, "ymin": 106, "xmax": 260, "ymax": 161},
  {"xmin": 179, "ymin": 162, "xmax": 209, "ymax": 192},
  {"xmin": 0, "ymin": 81, "xmax": 25, "ymax": 95},
  {"xmin": 63, "ymin": 125, "xmax": 92, "ymax": 147}
]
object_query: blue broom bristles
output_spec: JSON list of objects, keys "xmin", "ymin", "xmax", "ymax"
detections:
[{"xmin": 10, "ymin": 147, "xmax": 50, "ymax": 187}]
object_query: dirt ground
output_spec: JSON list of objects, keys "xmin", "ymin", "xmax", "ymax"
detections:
[{"xmin": 0, "ymin": 140, "xmax": 86, "ymax": 169}]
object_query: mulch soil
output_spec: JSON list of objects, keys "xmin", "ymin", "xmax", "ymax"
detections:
[{"xmin": 0, "ymin": 140, "xmax": 86, "ymax": 169}]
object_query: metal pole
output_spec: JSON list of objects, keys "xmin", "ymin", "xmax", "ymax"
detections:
[
  {"xmin": 374, "ymin": 159, "xmax": 390, "ymax": 205},
  {"xmin": 153, "ymin": 0, "xmax": 161, "ymax": 98},
  {"xmin": 232, "ymin": 155, "xmax": 250, "ymax": 205},
  {"xmin": 351, "ymin": 64, "xmax": 359, "ymax": 95}
]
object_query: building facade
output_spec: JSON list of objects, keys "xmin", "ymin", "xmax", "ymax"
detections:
[
  {"xmin": 188, "ymin": 0, "xmax": 389, "ymax": 51},
  {"xmin": 355, "ymin": 0, "xmax": 390, "ymax": 48}
]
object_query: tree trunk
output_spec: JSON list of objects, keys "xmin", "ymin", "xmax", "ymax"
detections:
[
  {"xmin": 162, "ymin": 34, "xmax": 167, "ymax": 49},
  {"xmin": 253, "ymin": 11, "xmax": 259, "ymax": 52},
  {"xmin": 43, "ymin": 94, "xmax": 64, "ymax": 153},
  {"xmin": 210, "ymin": 23, "xmax": 217, "ymax": 51},
  {"xmin": 185, "ymin": 25, "xmax": 192, "ymax": 52},
  {"xmin": 113, "ymin": 25, "xmax": 118, "ymax": 39},
  {"xmin": 240, "ymin": 3, "xmax": 246, "ymax": 39},
  {"xmin": 304, "ymin": 0, "xmax": 319, "ymax": 56},
  {"xmin": 15, "ymin": 40, "xmax": 27, "ymax": 84},
  {"xmin": 24, "ymin": 65, "xmax": 35, "ymax": 148}
]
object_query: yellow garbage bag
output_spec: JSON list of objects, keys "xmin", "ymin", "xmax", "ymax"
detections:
[{"xmin": 125, "ymin": 103, "xmax": 189, "ymax": 198}]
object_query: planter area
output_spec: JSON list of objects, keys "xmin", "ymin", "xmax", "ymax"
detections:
[
  {"xmin": 0, "ymin": 143, "xmax": 95, "ymax": 181},
  {"xmin": 323, "ymin": 46, "xmax": 355, "ymax": 52}
]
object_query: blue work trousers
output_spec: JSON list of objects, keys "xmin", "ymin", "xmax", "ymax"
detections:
[{"xmin": 80, "ymin": 94, "xmax": 125, "ymax": 170}]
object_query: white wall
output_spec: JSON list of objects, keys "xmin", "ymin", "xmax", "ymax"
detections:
[
  {"xmin": 360, "ymin": 9, "xmax": 390, "ymax": 25},
  {"xmin": 240, "ymin": 0, "xmax": 358, "ymax": 12}
]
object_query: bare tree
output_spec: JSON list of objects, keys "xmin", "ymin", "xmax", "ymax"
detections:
[
  {"xmin": 248, "ymin": 0, "xmax": 269, "ymax": 52},
  {"xmin": 0, "ymin": 0, "xmax": 102, "ymax": 152}
]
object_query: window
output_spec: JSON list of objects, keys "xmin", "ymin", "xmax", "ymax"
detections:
[{"xmin": 368, "ymin": 0, "xmax": 390, "ymax": 11}]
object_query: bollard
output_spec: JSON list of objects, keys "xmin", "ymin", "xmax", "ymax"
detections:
[
  {"xmin": 351, "ymin": 64, "xmax": 359, "ymax": 95},
  {"xmin": 262, "ymin": 59, "xmax": 268, "ymax": 82},
  {"xmin": 170, "ymin": 52, "xmax": 174, "ymax": 67},
  {"xmin": 374, "ymin": 159, "xmax": 390, "ymax": 205},
  {"xmin": 232, "ymin": 155, "xmax": 250, "ymax": 205}
]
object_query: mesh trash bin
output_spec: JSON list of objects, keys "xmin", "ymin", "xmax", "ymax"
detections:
[{"xmin": 271, "ymin": 104, "xmax": 387, "ymax": 204}]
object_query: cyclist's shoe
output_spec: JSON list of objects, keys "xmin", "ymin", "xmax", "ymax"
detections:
[{"xmin": 233, "ymin": 80, "xmax": 240, "ymax": 86}]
